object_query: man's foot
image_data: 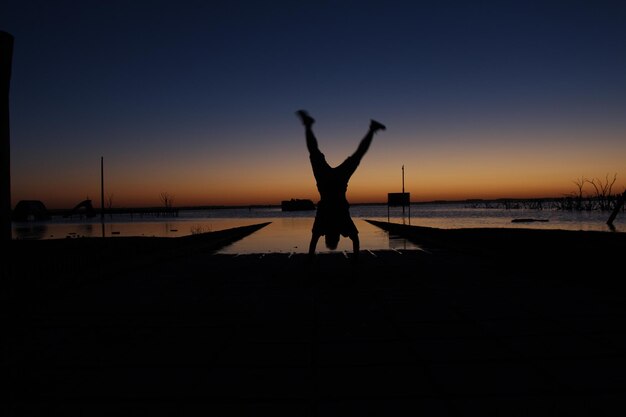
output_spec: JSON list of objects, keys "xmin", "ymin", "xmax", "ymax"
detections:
[
  {"xmin": 296, "ymin": 110, "xmax": 315, "ymax": 127},
  {"xmin": 370, "ymin": 119, "xmax": 386, "ymax": 132}
]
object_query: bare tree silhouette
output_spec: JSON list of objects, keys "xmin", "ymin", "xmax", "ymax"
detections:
[
  {"xmin": 572, "ymin": 176, "xmax": 587, "ymax": 211},
  {"xmin": 160, "ymin": 192, "xmax": 173, "ymax": 209},
  {"xmin": 589, "ymin": 173, "xmax": 617, "ymax": 211}
]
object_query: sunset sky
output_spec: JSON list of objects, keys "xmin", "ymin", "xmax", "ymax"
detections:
[{"xmin": 3, "ymin": 1, "xmax": 626, "ymax": 208}]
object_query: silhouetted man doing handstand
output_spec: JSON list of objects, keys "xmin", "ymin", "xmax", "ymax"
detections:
[{"xmin": 296, "ymin": 110, "xmax": 385, "ymax": 260}]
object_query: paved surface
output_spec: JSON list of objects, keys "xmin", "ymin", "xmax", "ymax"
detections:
[{"xmin": 7, "ymin": 246, "xmax": 626, "ymax": 416}]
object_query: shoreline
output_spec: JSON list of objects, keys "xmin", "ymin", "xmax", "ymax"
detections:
[
  {"xmin": 6, "ymin": 222, "xmax": 271, "ymax": 284},
  {"xmin": 28, "ymin": 194, "xmax": 626, "ymax": 212}
]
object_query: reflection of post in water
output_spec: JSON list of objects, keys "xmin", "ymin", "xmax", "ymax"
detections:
[
  {"xmin": 389, "ymin": 234, "xmax": 408, "ymax": 251},
  {"xmin": 78, "ymin": 223, "xmax": 94, "ymax": 237}
]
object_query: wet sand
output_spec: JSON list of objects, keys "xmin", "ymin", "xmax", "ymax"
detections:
[{"xmin": 5, "ymin": 221, "xmax": 626, "ymax": 416}]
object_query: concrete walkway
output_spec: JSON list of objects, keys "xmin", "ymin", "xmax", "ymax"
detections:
[{"xmin": 7, "ymin": 244, "xmax": 626, "ymax": 416}]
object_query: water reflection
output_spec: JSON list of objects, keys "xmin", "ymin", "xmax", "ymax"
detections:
[
  {"xmin": 389, "ymin": 235, "xmax": 411, "ymax": 251},
  {"xmin": 12, "ymin": 218, "xmax": 265, "ymax": 240},
  {"xmin": 14, "ymin": 203, "xmax": 621, "ymax": 243},
  {"xmin": 218, "ymin": 218, "xmax": 420, "ymax": 254},
  {"xmin": 13, "ymin": 223, "xmax": 49, "ymax": 240},
  {"xmin": 78, "ymin": 223, "xmax": 94, "ymax": 237}
]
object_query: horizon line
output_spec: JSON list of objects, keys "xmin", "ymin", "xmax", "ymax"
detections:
[{"xmin": 37, "ymin": 195, "xmax": 590, "ymax": 212}]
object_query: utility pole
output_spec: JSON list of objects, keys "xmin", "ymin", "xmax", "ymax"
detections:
[
  {"xmin": 1, "ymin": 31, "xmax": 14, "ymax": 242},
  {"xmin": 402, "ymin": 165, "xmax": 405, "ymax": 222}
]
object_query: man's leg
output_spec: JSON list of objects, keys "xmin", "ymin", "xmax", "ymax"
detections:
[
  {"xmin": 296, "ymin": 110, "xmax": 320, "ymax": 155},
  {"xmin": 351, "ymin": 120, "xmax": 386, "ymax": 162}
]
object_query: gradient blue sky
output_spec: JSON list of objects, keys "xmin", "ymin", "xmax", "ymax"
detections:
[{"xmin": 3, "ymin": 0, "xmax": 626, "ymax": 208}]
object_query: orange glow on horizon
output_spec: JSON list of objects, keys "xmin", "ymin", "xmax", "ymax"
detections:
[
  {"xmin": 10, "ymin": 127, "xmax": 626, "ymax": 209},
  {"xmin": 13, "ymin": 174, "xmax": 625, "ymax": 209}
]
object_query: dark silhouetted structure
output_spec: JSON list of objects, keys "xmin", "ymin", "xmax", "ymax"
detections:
[
  {"xmin": 388, "ymin": 192, "xmax": 411, "ymax": 224},
  {"xmin": 281, "ymin": 198, "xmax": 315, "ymax": 211},
  {"xmin": 387, "ymin": 164, "xmax": 411, "ymax": 224},
  {"xmin": 13, "ymin": 200, "xmax": 51, "ymax": 222},
  {"xmin": 607, "ymin": 189, "xmax": 626, "ymax": 228},
  {"xmin": 296, "ymin": 110, "xmax": 385, "ymax": 259},
  {"xmin": 1, "ymin": 31, "xmax": 13, "ymax": 241},
  {"xmin": 66, "ymin": 199, "xmax": 96, "ymax": 218}
]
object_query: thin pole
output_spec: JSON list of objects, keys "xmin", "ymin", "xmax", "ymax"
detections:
[{"xmin": 402, "ymin": 165, "xmax": 405, "ymax": 224}]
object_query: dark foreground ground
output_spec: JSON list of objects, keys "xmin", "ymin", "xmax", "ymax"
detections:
[{"xmin": 4, "ymin": 221, "xmax": 626, "ymax": 416}]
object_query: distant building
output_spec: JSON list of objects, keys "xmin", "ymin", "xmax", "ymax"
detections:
[
  {"xmin": 13, "ymin": 200, "xmax": 51, "ymax": 221},
  {"xmin": 281, "ymin": 199, "xmax": 315, "ymax": 211},
  {"xmin": 66, "ymin": 199, "xmax": 96, "ymax": 218}
]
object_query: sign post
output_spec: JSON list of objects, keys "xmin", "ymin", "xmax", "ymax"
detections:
[{"xmin": 387, "ymin": 165, "xmax": 411, "ymax": 224}]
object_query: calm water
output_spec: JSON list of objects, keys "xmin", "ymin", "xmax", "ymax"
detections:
[{"xmin": 12, "ymin": 203, "xmax": 624, "ymax": 253}]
